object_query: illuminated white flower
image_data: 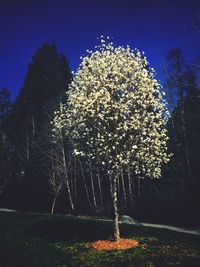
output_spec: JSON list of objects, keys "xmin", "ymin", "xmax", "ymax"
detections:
[{"xmin": 53, "ymin": 36, "xmax": 171, "ymax": 178}]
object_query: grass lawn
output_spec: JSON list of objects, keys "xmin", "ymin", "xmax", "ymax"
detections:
[{"xmin": 0, "ymin": 211, "xmax": 200, "ymax": 267}]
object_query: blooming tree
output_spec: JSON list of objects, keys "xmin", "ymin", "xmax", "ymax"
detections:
[{"xmin": 54, "ymin": 36, "xmax": 170, "ymax": 241}]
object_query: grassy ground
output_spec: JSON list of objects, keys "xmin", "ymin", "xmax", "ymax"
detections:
[{"xmin": 0, "ymin": 211, "xmax": 200, "ymax": 267}]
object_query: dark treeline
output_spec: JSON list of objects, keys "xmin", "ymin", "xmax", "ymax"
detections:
[{"xmin": 0, "ymin": 42, "xmax": 200, "ymax": 227}]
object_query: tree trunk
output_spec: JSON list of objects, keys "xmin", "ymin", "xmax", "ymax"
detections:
[
  {"xmin": 32, "ymin": 114, "xmax": 35, "ymax": 143},
  {"xmin": 60, "ymin": 131, "xmax": 75, "ymax": 213},
  {"xmin": 73, "ymin": 157, "xmax": 77, "ymax": 205},
  {"xmin": 26, "ymin": 127, "xmax": 29, "ymax": 162},
  {"xmin": 89, "ymin": 160, "xmax": 97, "ymax": 210},
  {"xmin": 127, "ymin": 167, "xmax": 134, "ymax": 208},
  {"xmin": 138, "ymin": 177, "xmax": 141, "ymax": 197},
  {"xmin": 113, "ymin": 174, "xmax": 120, "ymax": 241},
  {"xmin": 78, "ymin": 157, "xmax": 92, "ymax": 209},
  {"xmin": 51, "ymin": 196, "xmax": 57, "ymax": 214},
  {"xmin": 120, "ymin": 169, "xmax": 127, "ymax": 205},
  {"xmin": 97, "ymin": 171, "xmax": 103, "ymax": 207},
  {"xmin": 180, "ymin": 106, "xmax": 191, "ymax": 177}
]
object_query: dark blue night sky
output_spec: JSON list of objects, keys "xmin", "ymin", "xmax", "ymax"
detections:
[{"xmin": 1, "ymin": 0, "xmax": 200, "ymax": 99}]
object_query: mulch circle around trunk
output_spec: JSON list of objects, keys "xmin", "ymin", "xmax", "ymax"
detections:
[{"xmin": 91, "ymin": 238, "xmax": 139, "ymax": 251}]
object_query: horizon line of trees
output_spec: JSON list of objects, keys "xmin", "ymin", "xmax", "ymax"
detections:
[{"xmin": 0, "ymin": 41, "xmax": 200, "ymax": 227}]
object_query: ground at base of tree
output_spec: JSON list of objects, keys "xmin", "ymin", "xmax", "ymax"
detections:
[
  {"xmin": 91, "ymin": 238, "xmax": 139, "ymax": 250},
  {"xmin": 0, "ymin": 211, "xmax": 200, "ymax": 267}
]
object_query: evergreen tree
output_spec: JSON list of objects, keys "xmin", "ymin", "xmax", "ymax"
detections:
[
  {"xmin": 8, "ymin": 42, "xmax": 71, "ymax": 211},
  {"xmin": 0, "ymin": 87, "xmax": 12, "ymax": 195},
  {"xmin": 0, "ymin": 87, "xmax": 12, "ymax": 126}
]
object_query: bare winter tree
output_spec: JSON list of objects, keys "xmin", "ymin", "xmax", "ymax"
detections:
[
  {"xmin": 48, "ymin": 131, "xmax": 74, "ymax": 214},
  {"xmin": 34, "ymin": 100, "xmax": 75, "ymax": 214},
  {"xmin": 165, "ymin": 49, "xmax": 191, "ymax": 177},
  {"xmin": 0, "ymin": 130, "xmax": 11, "ymax": 194}
]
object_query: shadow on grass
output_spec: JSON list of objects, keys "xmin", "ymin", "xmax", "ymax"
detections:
[
  {"xmin": 27, "ymin": 215, "xmax": 200, "ymax": 244},
  {"xmin": 27, "ymin": 217, "xmax": 115, "ymax": 242},
  {"xmin": 1, "ymin": 212, "xmax": 200, "ymax": 267}
]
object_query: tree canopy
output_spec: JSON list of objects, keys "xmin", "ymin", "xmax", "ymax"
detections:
[{"xmin": 54, "ymin": 37, "xmax": 171, "ymax": 240}]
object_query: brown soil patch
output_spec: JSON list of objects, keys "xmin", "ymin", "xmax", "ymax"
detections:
[{"xmin": 91, "ymin": 238, "xmax": 139, "ymax": 251}]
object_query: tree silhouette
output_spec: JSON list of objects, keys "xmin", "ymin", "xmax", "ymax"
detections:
[
  {"xmin": 8, "ymin": 42, "xmax": 71, "ymax": 211},
  {"xmin": 0, "ymin": 87, "xmax": 12, "ymax": 195}
]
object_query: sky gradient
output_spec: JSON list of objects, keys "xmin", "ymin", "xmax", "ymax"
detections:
[{"xmin": 0, "ymin": 0, "xmax": 200, "ymax": 99}]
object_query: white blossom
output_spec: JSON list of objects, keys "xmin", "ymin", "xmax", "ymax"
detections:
[{"xmin": 53, "ymin": 37, "xmax": 171, "ymax": 178}]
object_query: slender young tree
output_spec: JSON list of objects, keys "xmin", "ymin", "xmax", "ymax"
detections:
[{"xmin": 54, "ymin": 37, "xmax": 171, "ymax": 241}]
